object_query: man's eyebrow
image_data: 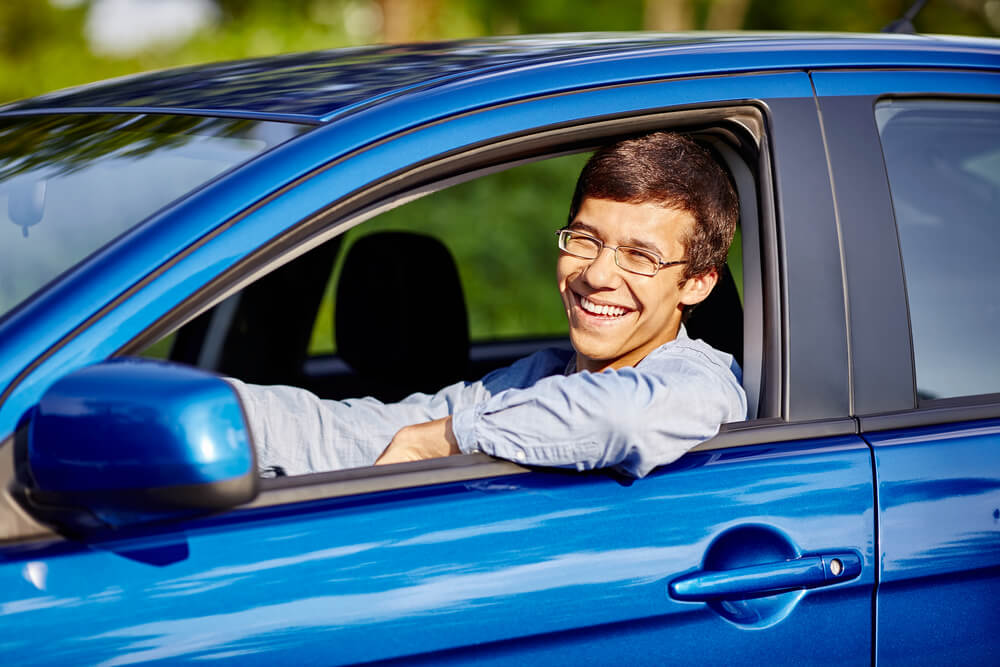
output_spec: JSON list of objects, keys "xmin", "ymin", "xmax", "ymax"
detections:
[
  {"xmin": 570, "ymin": 221, "xmax": 665, "ymax": 256},
  {"xmin": 566, "ymin": 221, "xmax": 601, "ymax": 236},
  {"xmin": 620, "ymin": 235, "xmax": 664, "ymax": 256}
]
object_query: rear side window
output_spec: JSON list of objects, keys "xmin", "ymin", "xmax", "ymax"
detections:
[{"xmin": 876, "ymin": 99, "xmax": 1000, "ymax": 400}]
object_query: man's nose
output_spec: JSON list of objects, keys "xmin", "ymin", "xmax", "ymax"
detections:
[{"xmin": 581, "ymin": 247, "xmax": 623, "ymax": 287}]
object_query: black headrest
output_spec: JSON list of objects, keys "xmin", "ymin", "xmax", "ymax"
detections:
[
  {"xmin": 685, "ymin": 264, "xmax": 743, "ymax": 367},
  {"xmin": 336, "ymin": 231, "xmax": 469, "ymax": 399}
]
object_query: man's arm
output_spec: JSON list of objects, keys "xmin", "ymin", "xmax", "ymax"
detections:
[
  {"xmin": 228, "ymin": 347, "xmax": 569, "ymax": 475},
  {"xmin": 447, "ymin": 341, "xmax": 745, "ymax": 478},
  {"xmin": 374, "ymin": 416, "xmax": 460, "ymax": 465},
  {"xmin": 227, "ymin": 378, "xmax": 482, "ymax": 475},
  {"xmin": 373, "ymin": 348, "xmax": 574, "ymax": 465}
]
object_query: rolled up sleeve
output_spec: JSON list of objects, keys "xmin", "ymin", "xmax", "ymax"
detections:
[{"xmin": 451, "ymin": 343, "xmax": 747, "ymax": 478}]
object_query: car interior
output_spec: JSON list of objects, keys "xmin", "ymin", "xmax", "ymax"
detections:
[{"xmin": 167, "ymin": 226, "xmax": 745, "ymax": 400}]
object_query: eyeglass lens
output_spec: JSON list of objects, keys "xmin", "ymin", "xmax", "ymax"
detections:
[{"xmin": 559, "ymin": 230, "xmax": 660, "ymax": 275}]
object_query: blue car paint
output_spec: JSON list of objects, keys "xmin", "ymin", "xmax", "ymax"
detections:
[
  {"xmin": 0, "ymin": 436, "xmax": 875, "ymax": 664},
  {"xmin": 865, "ymin": 421, "xmax": 1000, "ymax": 665},
  {"xmin": 6, "ymin": 36, "xmax": 998, "ymax": 435},
  {"xmin": 0, "ymin": 37, "xmax": 685, "ymax": 119},
  {"xmin": 0, "ymin": 69, "xmax": 815, "ymax": 439},
  {"xmin": 811, "ymin": 69, "xmax": 1000, "ymax": 97}
]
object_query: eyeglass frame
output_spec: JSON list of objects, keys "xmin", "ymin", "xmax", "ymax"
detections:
[{"xmin": 555, "ymin": 228, "xmax": 688, "ymax": 277}]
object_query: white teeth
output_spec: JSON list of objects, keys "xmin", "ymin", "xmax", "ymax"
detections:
[{"xmin": 580, "ymin": 296, "xmax": 628, "ymax": 317}]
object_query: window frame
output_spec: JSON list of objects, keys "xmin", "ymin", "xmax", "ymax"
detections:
[
  {"xmin": 110, "ymin": 105, "xmax": 783, "ymax": 503},
  {"xmin": 127, "ymin": 104, "xmax": 777, "ymax": 412},
  {"xmin": 814, "ymin": 75, "xmax": 1000, "ymax": 431}
]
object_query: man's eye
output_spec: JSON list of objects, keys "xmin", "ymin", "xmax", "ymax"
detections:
[
  {"xmin": 620, "ymin": 248, "xmax": 658, "ymax": 269},
  {"xmin": 567, "ymin": 235, "xmax": 599, "ymax": 250}
]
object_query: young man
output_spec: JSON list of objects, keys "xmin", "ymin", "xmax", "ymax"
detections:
[{"xmin": 228, "ymin": 131, "xmax": 746, "ymax": 479}]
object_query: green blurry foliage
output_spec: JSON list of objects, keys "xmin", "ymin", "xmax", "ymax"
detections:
[
  {"xmin": 742, "ymin": 0, "xmax": 998, "ymax": 35},
  {"xmin": 3, "ymin": 1, "xmax": 996, "ymax": 105},
  {"xmin": 1, "ymin": 1, "xmax": 383, "ymax": 105},
  {"xmin": 467, "ymin": 0, "xmax": 644, "ymax": 34}
]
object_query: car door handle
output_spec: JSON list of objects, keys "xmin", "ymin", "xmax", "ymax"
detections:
[{"xmin": 668, "ymin": 552, "xmax": 862, "ymax": 601}]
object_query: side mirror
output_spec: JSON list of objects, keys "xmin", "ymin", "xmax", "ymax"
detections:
[{"xmin": 17, "ymin": 358, "xmax": 257, "ymax": 531}]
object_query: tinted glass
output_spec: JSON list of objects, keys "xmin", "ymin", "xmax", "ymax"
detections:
[
  {"xmin": 876, "ymin": 99, "xmax": 1000, "ymax": 400},
  {"xmin": 0, "ymin": 114, "xmax": 306, "ymax": 321}
]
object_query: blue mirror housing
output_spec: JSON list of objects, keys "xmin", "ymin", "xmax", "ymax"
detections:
[{"xmin": 21, "ymin": 358, "xmax": 257, "ymax": 530}]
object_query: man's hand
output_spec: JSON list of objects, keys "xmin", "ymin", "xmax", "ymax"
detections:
[{"xmin": 375, "ymin": 416, "xmax": 460, "ymax": 465}]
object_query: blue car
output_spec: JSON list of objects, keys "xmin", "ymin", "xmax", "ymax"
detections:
[{"xmin": 1, "ymin": 32, "xmax": 999, "ymax": 664}]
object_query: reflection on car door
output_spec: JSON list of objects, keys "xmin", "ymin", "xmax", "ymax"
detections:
[{"xmin": 0, "ymin": 431, "xmax": 875, "ymax": 664}]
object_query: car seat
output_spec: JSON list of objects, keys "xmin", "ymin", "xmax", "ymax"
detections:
[
  {"xmin": 685, "ymin": 263, "xmax": 743, "ymax": 368},
  {"xmin": 335, "ymin": 231, "xmax": 470, "ymax": 401}
]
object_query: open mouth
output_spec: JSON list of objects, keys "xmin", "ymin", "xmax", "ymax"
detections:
[{"xmin": 577, "ymin": 294, "xmax": 632, "ymax": 319}]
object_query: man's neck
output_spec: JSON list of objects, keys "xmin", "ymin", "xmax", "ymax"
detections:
[{"xmin": 574, "ymin": 323, "xmax": 683, "ymax": 373}]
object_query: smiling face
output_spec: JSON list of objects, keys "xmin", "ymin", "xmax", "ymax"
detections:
[{"xmin": 558, "ymin": 197, "xmax": 719, "ymax": 373}]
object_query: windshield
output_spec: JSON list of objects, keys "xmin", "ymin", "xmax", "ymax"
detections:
[{"xmin": 0, "ymin": 113, "xmax": 307, "ymax": 321}]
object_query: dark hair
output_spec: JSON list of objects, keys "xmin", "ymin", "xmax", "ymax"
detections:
[{"xmin": 567, "ymin": 131, "xmax": 738, "ymax": 281}]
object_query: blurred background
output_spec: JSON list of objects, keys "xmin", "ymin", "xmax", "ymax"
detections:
[{"xmin": 2, "ymin": 0, "xmax": 999, "ymax": 105}]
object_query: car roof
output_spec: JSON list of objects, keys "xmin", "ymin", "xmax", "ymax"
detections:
[{"xmin": 2, "ymin": 32, "xmax": 999, "ymax": 123}]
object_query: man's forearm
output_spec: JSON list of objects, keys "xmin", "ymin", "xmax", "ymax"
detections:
[{"xmin": 375, "ymin": 416, "xmax": 461, "ymax": 465}]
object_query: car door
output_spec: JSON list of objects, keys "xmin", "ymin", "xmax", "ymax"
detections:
[
  {"xmin": 1, "ymin": 69, "xmax": 875, "ymax": 664},
  {"xmin": 814, "ymin": 69, "xmax": 1000, "ymax": 665}
]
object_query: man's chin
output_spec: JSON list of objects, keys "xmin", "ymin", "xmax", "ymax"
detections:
[{"xmin": 568, "ymin": 335, "xmax": 620, "ymax": 371}]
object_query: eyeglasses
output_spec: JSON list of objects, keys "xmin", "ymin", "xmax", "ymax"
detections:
[{"xmin": 556, "ymin": 228, "xmax": 687, "ymax": 277}]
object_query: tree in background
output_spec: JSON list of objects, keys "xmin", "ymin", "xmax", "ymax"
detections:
[{"xmin": 1, "ymin": 0, "xmax": 997, "ymax": 104}]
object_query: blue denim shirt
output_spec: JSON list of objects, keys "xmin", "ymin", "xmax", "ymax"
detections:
[{"xmin": 227, "ymin": 328, "xmax": 747, "ymax": 478}]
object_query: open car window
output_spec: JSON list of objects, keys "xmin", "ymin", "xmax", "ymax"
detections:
[{"xmin": 138, "ymin": 125, "xmax": 756, "ymax": 489}]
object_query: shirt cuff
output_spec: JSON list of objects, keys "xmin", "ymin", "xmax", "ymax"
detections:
[
  {"xmin": 451, "ymin": 403, "xmax": 483, "ymax": 455},
  {"xmin": 452, "ymin": 403, "xmax": 531, "ymax": 464}
]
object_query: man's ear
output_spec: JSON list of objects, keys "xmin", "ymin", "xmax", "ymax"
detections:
[{"xmin": 679, "ymin": 268, "xmax": 719, "ymax": 307}]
